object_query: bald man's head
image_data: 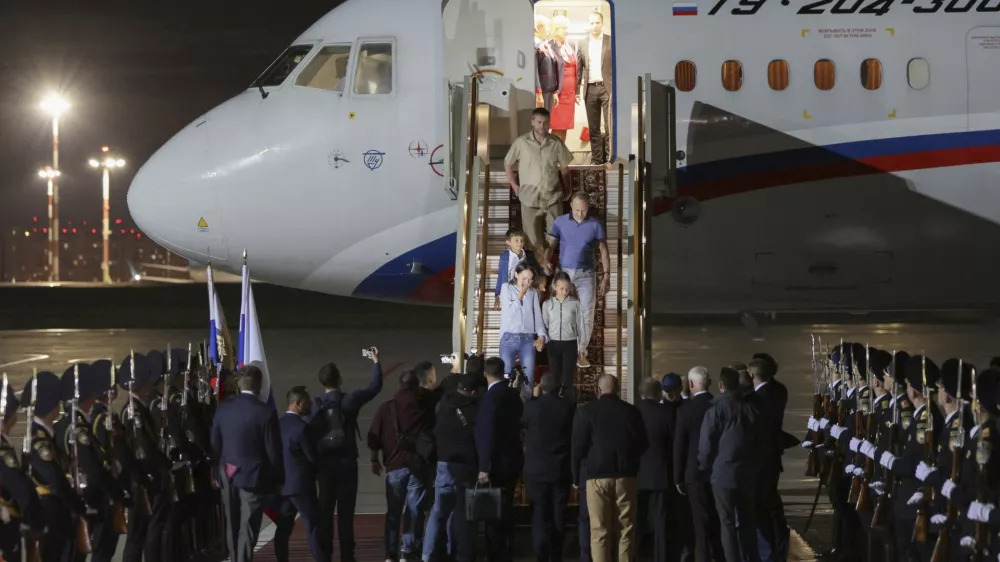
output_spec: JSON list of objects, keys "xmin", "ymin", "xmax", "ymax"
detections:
[{"xmin": 597, "ymin": 374, "xmax": 619, "ymax": 396}]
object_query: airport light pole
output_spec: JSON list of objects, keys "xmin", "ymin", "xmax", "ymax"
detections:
[
  {"xmin": 89, "ymin": 147, "xmax": 125, "ymax": 284},
  {"xmin": 37, "ymin": 167, "xmax": 60, "ymax": 274},
  {"xmin": 40, "ymin": 94, "xmax": 69, "ymax": 282}
]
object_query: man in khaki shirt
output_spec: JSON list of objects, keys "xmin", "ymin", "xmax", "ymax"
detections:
[{"xmin": 504, "ymin": 107, "xmax": 574, "ymax": 256}]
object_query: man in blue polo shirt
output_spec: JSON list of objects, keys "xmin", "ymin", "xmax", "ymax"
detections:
[{"xmin": 543, "ymin": 191, "xmax": 610, "ymax": 368}]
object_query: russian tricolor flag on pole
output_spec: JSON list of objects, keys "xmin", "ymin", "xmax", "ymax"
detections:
[
  {"xmin": 237, "ymin": 251, "xmax": 275, "ymax": 408},
  {"xmin": 673, "ymin": 1, "xmax": 698, "ymax": 14},
  {"xmin": 207, "ymin": 262, "xmax": 235, "ymax": 369}
]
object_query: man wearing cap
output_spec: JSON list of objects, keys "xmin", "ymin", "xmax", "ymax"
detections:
[
  {"xmin": 963, "ymin": 368, "xmax": 1000, "ymax": 554},
  {"xmin": 637, "ymin": 378, "xmax": 681, "ymax": 562},
  {"xmin": 422, "ymin": 372, "xmax": 480, "ymax": 562},
  {"xmin": 55, "ymin": 364, "xmax": 129, "ymax": 562},
  {"xmin": 661, "ymin": 373, "xmax": 683, "ymax": 404},
  {"xmin": 22, "ymin": 370, "xmax": 86, "ymax": 561},
  {"xmin": 0, "ymin": 378, "xmax": 44, "ymax": 561}
]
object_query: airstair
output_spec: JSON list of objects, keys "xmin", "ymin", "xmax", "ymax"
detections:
[{"xmin": 447, "ymin": 74, "xmax": 674, "ymax": 402}]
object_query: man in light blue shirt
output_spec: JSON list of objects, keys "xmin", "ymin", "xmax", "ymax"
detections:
[{"xmin": 543, "ymin": 191, "xmax": 610, "ymax": 368}]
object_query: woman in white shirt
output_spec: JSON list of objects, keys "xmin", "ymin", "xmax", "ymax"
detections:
[{"xmin": 499, "ymin": 261, "xmax": 548, "ymax": 395}]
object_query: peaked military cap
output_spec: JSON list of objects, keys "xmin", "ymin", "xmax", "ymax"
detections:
[
  {"xmin": 870, "ymin": 349, "xmax": 893, "ymax": 382},
  {"xmin": 89, "ymin": 359, "xmax": 114, "ymax": 394},
  {"xmin": 830, "ymin": 342, "xmax": 854, "ymax": 377},
  {"xmin": 60, "ymin": 363, "xmax": 97, "ymax": 402},
  {"xmin": 20, "ymin": 371, "xmax": 61, "ymax": 417},
  {"xmin": 904, "ymin": 355, "xmax": 939, "ymax": 394},
  {"xmin": 940, "ymin": 359, "xmax": 975, "ymax": 401},
  {"xmin": 166, "ymin": 347, "xmax": 189, "ymax": 378},
  {"xmin": 118, "ymin": 353, "xmax": 151, "ymax": 390},
  {"xmin": 146, "ymin": 350, "xmax": 165, "ymax": 379},
  {"xmin": 851, "ymin": 343, "xmax": 869, "ymax": 379},
  {"xmin": 1, "ymin": 377, "xmax": 19, "ymax": 420},
  {"xmin": 889, "ymin": 351, "xmax": 911, "ymax": 385},
  {"xmin": 975, "ymin": 369, "xmax": 1000, "ymax": 414}
]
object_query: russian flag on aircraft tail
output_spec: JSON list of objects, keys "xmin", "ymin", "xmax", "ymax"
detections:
[
  {"xmin": 673, "ymin": 2, "xmax": 698, "ymax": 15},
  {"xmin": 238, "ymin": 257, "xmax": 275, "ymax": 408}
]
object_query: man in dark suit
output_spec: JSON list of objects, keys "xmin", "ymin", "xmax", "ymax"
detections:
[
  {"xmin": 673, "ymin": 366, "xmax": 724, "ymax": 562},
  {"xmin": 523, "ymin": 372, "xmax": 576, "ymax": 562},
  {"xmin": 475, "ymin": 357, "xmax": 525, "ymax": 562},
  {"xmin": 211, "ymin": 364, "xmax": 284, "ymax": 562},
  {"xmin": 698, "ymin": 368, "xmax": 765, "ymax": 562},
  {"xmin": 274, "ymin": 386, "xmax": 327, "ymax": 562},
  {"xmin": 534, "ymin": 15, "xmax": 563, "ymax": 112},
  {"xmin": 637, "ymin": 378, "xmax": 679, "ymax": 562},
  {"xmin": 310, "ymin": 348, "xmax": 385, "ymax": 562},
  {"xmin": 578, "ymin": 11, "xmax": 612, "ymax": 165},
  {"xmin": 748, "ymin": 357, "xmax": 789, "ymax": 562}
]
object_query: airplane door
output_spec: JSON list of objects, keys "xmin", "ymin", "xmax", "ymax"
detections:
[
  {"xmin": 442, "ymin": 0, "xmax": 535, "ymax": 110},
  {"xmin": 642, "ymin": 75, "xmax": 678, "ymax": 198},
  {"xmin": 967, "ymin": 28, "xmax": 1000, "ymax": 131}
]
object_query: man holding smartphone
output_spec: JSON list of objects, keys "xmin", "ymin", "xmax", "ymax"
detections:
[{"xmin": 310, "ymin": 347, "xmax": 385, "ymax": 562}]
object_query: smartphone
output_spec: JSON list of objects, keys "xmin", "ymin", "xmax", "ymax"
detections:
[
  {"xmin": 440, "ymin": 354, "xmax": 456, "ymax": 365},
  {"xmin": 361, "ymin": 348, "xmax": 376, "ymax": 359}
]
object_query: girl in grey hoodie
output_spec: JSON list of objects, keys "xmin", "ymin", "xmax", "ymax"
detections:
[{"xmin": 542, "ymin": 272, "xmax": 587, "ymax": 399}]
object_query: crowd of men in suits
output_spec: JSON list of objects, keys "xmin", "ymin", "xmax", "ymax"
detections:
[{"xmin": 801, "ymin": 343, "xmax": 1000, "ymax": 562}]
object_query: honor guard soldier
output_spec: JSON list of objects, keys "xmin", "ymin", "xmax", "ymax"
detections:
[
  {"xmin": 0, "ymin": 375, "xmax": 44, "ymax": 561},
  {"xmin": 812, "ymin": 342, "xmax": 852, "ymax": 561},
  {"xmin": 962, "ymin": 369, "xmax": 1000, "ymax": 561},
  {"xmin": 829, "ymin": 343, "xmax": 867, "ymax": 562},
  {"xmin": 89, "ymin": 359, "xmax": 135, "ymax": 562},
  {"xmin": 159, "ymin": 346, "xmax": 200, "ymax": 561},
  {"xmin": 21, "ymin": 370, "xmax": 86, "ymax": 562},
  {"xmin": 118, "ymin": 352, "xmax": 170, "ymax": 562},
  {"xmin": 55, "ymin": 364, "xmax": 129, "ymax": 562}
]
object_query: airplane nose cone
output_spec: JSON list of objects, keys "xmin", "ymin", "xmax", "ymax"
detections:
[{"xmin": 128, "ymin": 119, "xmax": 230, "ymax": 264}]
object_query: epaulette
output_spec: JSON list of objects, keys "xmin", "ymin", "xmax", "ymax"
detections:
[
  {"xmin": 33, "ymin": 428, "xmax": 49, "ymax": 440},
  {"xmin": 900, "ymin": 398, "xmax": 912, "ymax": 409}
]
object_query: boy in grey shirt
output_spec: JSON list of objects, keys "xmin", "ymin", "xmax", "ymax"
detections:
[{"xmin": 542, "ymin": 272, "xmax": 586, "ymax": 400}]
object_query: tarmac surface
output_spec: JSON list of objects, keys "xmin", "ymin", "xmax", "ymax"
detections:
[{"xmin": 3, "ymin": 320, "xmax": 999, "ymax": 560}]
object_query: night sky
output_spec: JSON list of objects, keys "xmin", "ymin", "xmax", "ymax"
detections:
[{"xmin": 0, "ymin": 0, "xmax": 339, "ymax": 230}]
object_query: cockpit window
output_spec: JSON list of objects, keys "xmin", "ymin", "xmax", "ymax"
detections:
[
  {"xmin": 353, "ymin": 41, "xmax": 394, "ymax": 95},
  {"xmin": 253, "ymin": 45, "xmax": 314, "ymax": 88},
  {"xmin": 296, "ymin": 45, "xmax": 352, "ymax": 92}
]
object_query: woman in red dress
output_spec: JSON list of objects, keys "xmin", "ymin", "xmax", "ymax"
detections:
[{"xmin": 549, "ymin": 16, "xmax": 579, "ymax": 141}]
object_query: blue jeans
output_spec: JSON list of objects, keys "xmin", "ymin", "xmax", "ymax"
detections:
[
  {"xmin": 385, "ymin": 467, "xmax": 430, "ymax": 559},
  {"xmin": 499, "ymin": 332, "xmax": 537, "ymax": 387},
  {"xmin": 422, "ymin": 462, "xmax": 475, "ymax": 562}
]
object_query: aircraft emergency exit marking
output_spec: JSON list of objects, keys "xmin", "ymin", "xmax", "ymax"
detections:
[{"xmin": 707, "ymin": 0, "xmax": 1000, "ymax": 14}]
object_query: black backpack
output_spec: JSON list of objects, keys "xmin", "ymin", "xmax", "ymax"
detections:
[
  {"xmin": 390, "ymin": 401, "xmax": 435, "ymax": 469},
  {"xmin": 316, "ymin": 399, "xmax": 357, "ymax": 454}
]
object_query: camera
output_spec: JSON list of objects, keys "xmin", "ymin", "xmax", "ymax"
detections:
[
  {"xmin": 440, "ymin": 353, "xmax": 457, "ymax": 365},
  {"xmin": 361, "ymin": 347, "xmax": 377, "ymax": 359}
]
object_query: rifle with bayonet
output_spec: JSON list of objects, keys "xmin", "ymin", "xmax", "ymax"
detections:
[
  {"xmin": 70, "ymin": 364, "xmax": 93, "ymax": 554},
  {"xmin": 104, "ymin": 359, "xmax": 128, "ymax": 535},
  {"xmin": 127, "ymin": 350, "xmax": 152, "ymax": 517},
  {"xmin": 807, "ymin": 334, "xmax": 822, "ymax": 477},
  {"xmin": 175, "ymin": 343, "xmax": 196, "ymax": 496},
  {"xmin": 931, "ymin": 361, "xmax": 968, "ymax": 562},
  {"xmin": 826, "ymin": 339, "xmax": 850, "ymax": 490},
  {"xmin": 970, "ymin": 372, "xmax": 989, "ymax": 558},
  {"xmin": 914, "ymin": 353, "xmax": 934, "ymax": 543},
  {"xmin": 856, "ymin": 343, "xmax": 875, "ymax": 512},
  {"xmin": 161, "ymin": 344, "xmax": 180, "ymax": 503},
  {"xmin": 22, "ymin": 369, "xmax": 41, "ymax": 562}
]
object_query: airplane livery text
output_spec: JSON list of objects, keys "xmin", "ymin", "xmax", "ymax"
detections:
[{"xmin": 706, "ymin": 0, "xmax": 1000, "ymax": 15}]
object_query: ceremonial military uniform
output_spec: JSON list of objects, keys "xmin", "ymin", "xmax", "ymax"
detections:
[
  {"xmin": 0, "ymin": 382, "xmax": 44, "ymax": 561},
  {"xmin": 21, "ymin": 371, "xmax": 85, "ymax": 562},
  {"xmin": 956, "ymin": 369, "xmax": 999, "ymax": 562}
]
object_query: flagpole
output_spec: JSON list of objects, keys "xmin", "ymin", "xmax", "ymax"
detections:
[{"xmin": 242, "ymin": 248, "xmax": 248, "ymax": 370}]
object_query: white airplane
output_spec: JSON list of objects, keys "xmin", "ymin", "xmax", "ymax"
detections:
[{"xmin": 127, "ymin": 0, "xmax": 1000, "ymax": 316}]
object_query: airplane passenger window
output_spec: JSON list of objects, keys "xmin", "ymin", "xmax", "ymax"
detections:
[
  {"xmin": 768, "ymin": 60, "xmax": 789, "ymax": 91},
  {"xmin": 353, "ymin": 42, "xmax": 394, "ymax": 95},
  {"xmin": 296, "ymin": 45, "xmax": 352, "ymax": 92},
  {"xmin": 721, "ymin": 61, "xmax": 743, "ymax": 92},
  {"xmin": 814, "ymin": 59, "xmax": 835, "ymax": 91},
  {"xmin": 908, "ymin": 58, "xmax": 930, "ymax": 90},
  {"xmin": 675, "ymin": 61, "xmax": 696, "ymax": 92},
  {"xmin": 860, "ymin": 59, "xmax": 882, "ymax": 90},
  {"xmin": 253, "ymin": 45, "xmax": 315, "ymax": 88}
]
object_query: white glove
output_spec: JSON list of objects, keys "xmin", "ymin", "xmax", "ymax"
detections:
[
  {"xmin": 831, "ymin": 425, "xmax": 848, "ymax": 439},
  {"xmin": 0, "ymin": 506, "xmax": 8, "ymax": 524},
  {"xmin": 960, "ymin": 537, "xmax": 976, "ymax": 550},
  {"xmin": 879, "ymin": 451, "xmax": 897, "ymax": 470},
  {"xmin": 807, "ymin": 417, "xmax": 819, "ymax": 431},
  {"xmin": 916, "ymin": 461, "xmax": 936, "ymax": 482},
  {"xmin": 845, "ymin": 464, "xmax": 857, "ymax": 474},
  {"xmin": 931, "ymin": 514, "xmax": 947, "ymax": 525},
  {"xmin": 967, "ymin": 501, "xmax": 995, "ymax": 523},
  {"xmin": 802, "ymin": 440, "xmax": 814, "ymax": 449},
  {"xmin": 853, "ymin": 467, "xmax": 864, "ymax": 476},
  {"xmin": 871, "ymin": 481, "xmax": 884, "ymax": 495},
  {"xmin": 819, "ymin": 418, "xmax": 831, "ymax": 430},
  {"xmin": 907, "ymin": 491, "xmax": 924, "ymax": 505},
  {"xmin": 850, "ymin": 437, "xmax": 862, "ymax": 452},
  {"xmin": 861, "ymin": 440, "xmax": 877, "ymax": 459},
  {"xmin": 942, "ymin": 479, "xmax": 956, "ymax": 499}
]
